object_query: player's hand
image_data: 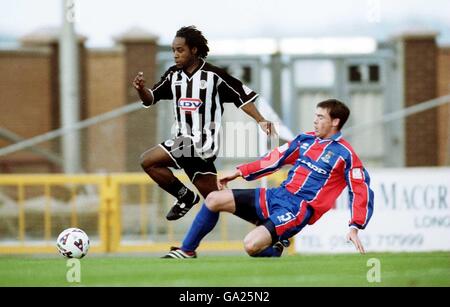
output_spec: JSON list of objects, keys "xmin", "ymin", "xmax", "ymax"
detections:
[
  {"xmin": 259, "ymin": 120, "xmax": 277, "ymax": 137},
  {"xmin": 218, "ymin": 170, "xmax": 242, "ymax": 190},
  {"xmin": 133, "ymin": 72, "xmax": 146, "ymax": 91},
  {"xmin": 346, "ymin": 227, "xmax": 365, "ymax": 254}
]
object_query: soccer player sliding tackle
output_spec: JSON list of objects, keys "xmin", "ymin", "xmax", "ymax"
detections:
[{"xmin": 162, "ymin": 99, "xmax": 373, "ymax": 258}]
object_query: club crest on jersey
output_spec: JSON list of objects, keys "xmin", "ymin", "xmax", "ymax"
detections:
[
  {"xmin": 200, "ymin": 80, "xmax": 207, "ymax": 89},
  {"xmin": 321, "ymin": 151, "xmax": 334, "ymax": 163},
  {"xmin": 178, "ymin": 98, "xmax": 203, "ymax": 112}
]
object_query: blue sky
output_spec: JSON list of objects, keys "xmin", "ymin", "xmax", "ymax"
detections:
[{"xmin": 1, "ymin": 0, "xmax": 450, "ymax": 47}]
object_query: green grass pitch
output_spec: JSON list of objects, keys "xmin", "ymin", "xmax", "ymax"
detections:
[{"xmin": 1, "ymin": 252, "xmax": 449, "ymax": 287}]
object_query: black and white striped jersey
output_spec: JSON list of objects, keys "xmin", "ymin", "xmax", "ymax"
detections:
[{"xmin": 143, "ymin": 59, "xmax": 258, "ymax": 158}]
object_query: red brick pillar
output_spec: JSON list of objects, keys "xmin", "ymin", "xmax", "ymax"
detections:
[
  {"xmin": 437, "ymin": 47, "xmax": 450, "ymax": 165},
  {"xmin": 20, "ymin": 27, "xmax": 87, "ymax": 171},
  {"xmin": 21, "ymin": 28, "xmax": 88, "ymax": 128},
  {"xmin": 399, "ymin": 32, "xmax": 439, "ymax": 166},
  {"xmin": 115, "ymin": 28, "xmax": 159, "ymax": 171}
]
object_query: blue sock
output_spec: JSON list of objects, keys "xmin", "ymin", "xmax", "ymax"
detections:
[
  {"xmin": 181, "ymin": 204, "xmax": 219, "ymax": 252},
  {"xmin": 252, "ymin": 246, "xmax": 282, "ymax": 258}
]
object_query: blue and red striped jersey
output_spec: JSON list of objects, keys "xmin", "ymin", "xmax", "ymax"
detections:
[{"xmin": 237, "ymin": 131, "xmax": 374, "ymax": 229}]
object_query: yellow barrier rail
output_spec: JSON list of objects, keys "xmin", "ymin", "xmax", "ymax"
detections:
[
  {"xmin": 107, "ymin": 172, "xmax": 246, "ymax": 253},
  {"xmin": 0, "ymin": 174, "xmax": 108, "ymax": 254},
  {"xmin": 0, "ymin": 171, "xmax": 290, "ymax": 255}
]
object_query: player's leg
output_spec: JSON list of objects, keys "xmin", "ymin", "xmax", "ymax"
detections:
[
  {"xmin": 231, "ymin": 188, "xmax": 287, "ymax": 257},
  {"xmin": 142, "ymin": 139, "xmax": 199, "ymax": 221},
  {"xmin": 181, "ymin": 189, "xmax": 236, "ymax": 251},
  {"xmin": 165, "ymin": 155, "xmax": 218, "ymax": 220},
  {"xmin": 241, "ymin": 189, "xmax": 307, "ymax": 257},
  {"xmin": 192, "ymin": 173, "xmax": 219, "ymax": 199},
  {"xmin": 247, "ymin": 199, "xmax": 314, "ymax": 257},
  {"xmin": 140, "ymin": 144, "xmax": 185, "ymax": 197},
  {"xmin": 162, "ymin": 189, "xmax": 236, "ymax": 258},
  {"xmin": 243, "ymin": 224, "xmax": 274, "ymax": 256},
  {"xmin": 140, "ymin": 145, "xmax": 176, "ymax": 186},
  {"xmin": 242, "ymin": 219, "xmax": 290, "ymax": 257}
]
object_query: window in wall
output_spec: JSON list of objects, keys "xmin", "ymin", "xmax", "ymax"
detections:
[
  {"xmin": 369, "ymin": 64, "xmax": 380, "ymax": 82},
  {"xmin": 348, "ymin": 64, "xmax": 380, "ymax": 83}
]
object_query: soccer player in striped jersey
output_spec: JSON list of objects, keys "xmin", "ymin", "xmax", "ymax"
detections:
[
  {"xmin": 133, "ymin": 26, "xmax": 275, "ymax": 221},
  {"xmin": 163, "ymin": 99, "xmax": 373, "ymax": 258}
]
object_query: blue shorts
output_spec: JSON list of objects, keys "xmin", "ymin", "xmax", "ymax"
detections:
[{"xmin": 232, "ymin": 187, "xmax": 313, "ymax": 243}]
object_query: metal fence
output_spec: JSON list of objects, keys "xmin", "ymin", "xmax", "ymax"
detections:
[{"xmin": 0, "ymin": 171, "xmax": 288, "ymax": 255}]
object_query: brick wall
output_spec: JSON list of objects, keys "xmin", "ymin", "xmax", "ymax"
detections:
[
  {"xmin": 85, "ymin": 49, "xmax": 127, "ymax": 172},
  {"xmin": 2, "ymin": 28, "xmax": 446, "ymax": 172},
  {"xmin": 0, "ymin": 50, "xmax": 53, "ymax": 142},
  {"xmin": 0, "ymin": 28, "xmax": 159, "ymax": 173},
  {"xmin": 115, "ymin": 30, "xmax": 159, "ymax": 171},
  {"xmin": 402, "ymin": 34, "xmax": 439, "ymax": 166},
  {"xmin": 0, "ymin": 49, "xmax": 54, "ymax": 172},
  {"xmin": 18, "ymin": 31, "xmax": 87, "ymax": 173},
  {"xmin": 437, "ymin": 47, "xmax": 450, "ymax": 165}
]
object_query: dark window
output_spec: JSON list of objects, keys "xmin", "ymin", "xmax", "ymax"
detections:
[
  {"xmin": 242, "ymin": 66, "xmax": 252, "ymax": 83},
  {"xmin": 369, "ymin": 65, "xmax": 380, "ymax": 82},
  {"xmin": 349, "ymin": 65, "xmax": 361, "ymax": 82}
]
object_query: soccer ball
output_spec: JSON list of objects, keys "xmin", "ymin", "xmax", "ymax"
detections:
[{"xmin": 56, "ymin": 228, "xmax": 90, "ymax": 259}]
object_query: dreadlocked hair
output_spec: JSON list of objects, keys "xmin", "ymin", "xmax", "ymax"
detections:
[{"xmin": 176, "ymin": 26, "xmax": 209, "ymax": 59}]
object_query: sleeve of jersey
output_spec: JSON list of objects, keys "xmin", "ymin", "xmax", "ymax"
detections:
[
  {"xmin": 344, "ymin": 154, "xmax": 374, "ymax": 230},
  {"xmin": 237, "ymin": 140, "xmax": 299, "ymax": 181},
  {"xmin": 148, "ymin": 69, "xmax": 173, "ymax": 106},
  {"xmin": 217, "ymin": 73, "xmax": 258, "ymax": 108}
]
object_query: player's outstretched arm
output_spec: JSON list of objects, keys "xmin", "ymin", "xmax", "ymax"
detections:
[
  {"xmin": 132, "ymin": 72, "xmax": 154, "ymax": 105},
  {"xmin": 346, "ymin": 227, "xmax": 365, "ymax": 254},
  {"xmin": 218, "ymin": 170, "xmax": 242, "ymax": 190},
  {"xmin": 241, "ymin": 102, "xmax": 277, "ymax": 137}
]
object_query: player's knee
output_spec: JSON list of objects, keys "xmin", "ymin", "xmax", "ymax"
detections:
[
  {"xmin": 243, "ymin": 236, "xmax": 259, "ymax": 256},
  {"xmin": 139, "ymin": 154, "xmax": 154, "ymax": 171},
  {"xmin": 205, "ymin": 191, "xmax": 223, "ymax": 211}
]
